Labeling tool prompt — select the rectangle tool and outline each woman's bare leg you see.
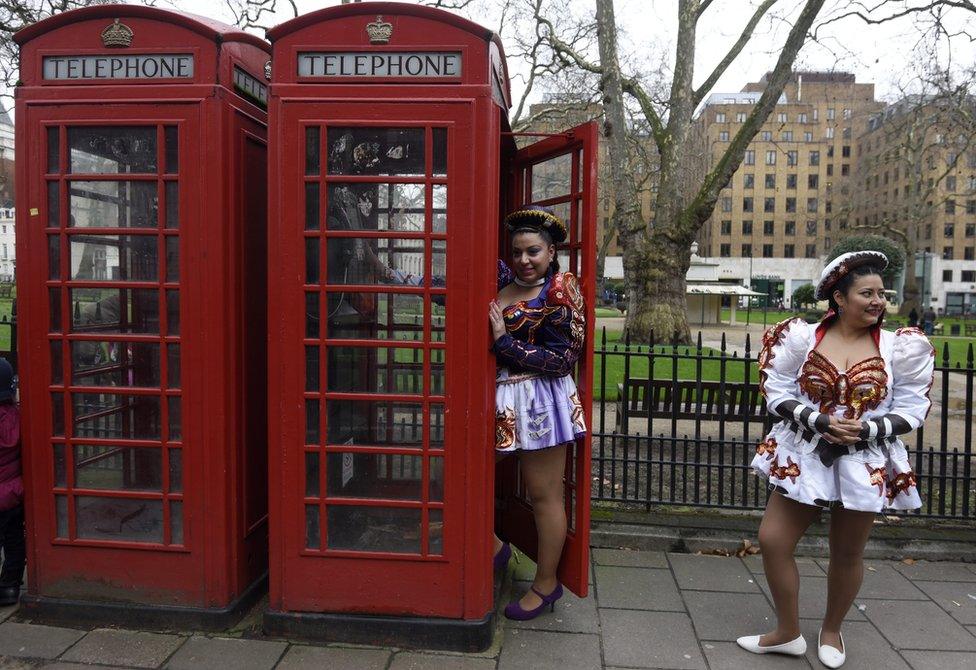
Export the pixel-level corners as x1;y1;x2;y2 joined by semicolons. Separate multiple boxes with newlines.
515;444;567;610
757;492;822;646
821;507;874;650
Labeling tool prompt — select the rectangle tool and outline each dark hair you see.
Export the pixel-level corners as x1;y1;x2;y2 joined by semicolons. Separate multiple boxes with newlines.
827;263;885;312
511;226;560;273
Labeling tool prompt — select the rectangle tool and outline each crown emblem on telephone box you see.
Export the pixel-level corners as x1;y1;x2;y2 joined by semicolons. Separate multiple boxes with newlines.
366;15;393;44
101;19;134;48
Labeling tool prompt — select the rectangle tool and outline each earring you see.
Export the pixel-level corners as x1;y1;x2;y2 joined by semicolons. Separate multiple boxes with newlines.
837;306;843;315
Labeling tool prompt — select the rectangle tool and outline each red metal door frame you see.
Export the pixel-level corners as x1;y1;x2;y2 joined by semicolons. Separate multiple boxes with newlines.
496;120;598;597
268;99;479;617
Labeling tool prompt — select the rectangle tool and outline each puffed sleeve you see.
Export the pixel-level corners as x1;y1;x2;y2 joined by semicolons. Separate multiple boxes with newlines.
493;272;585;375
497;260;514;291
758;318;830;433
860;328;935;439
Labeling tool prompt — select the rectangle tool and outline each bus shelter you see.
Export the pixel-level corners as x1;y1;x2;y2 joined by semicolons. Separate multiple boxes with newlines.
265;2;597;650
14;6;271;628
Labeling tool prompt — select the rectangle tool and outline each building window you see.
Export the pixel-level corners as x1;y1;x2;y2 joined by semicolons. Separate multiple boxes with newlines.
763;243;774;257
943;246;954;260
786;174;797;189
742;220;753;235
809;151;820;166
841;164;850;176
743;173;755;188
784;244;795;258
777;112;788;123
945;223;955;237
966;223;975;237
962;270;976;282
721;220;732;235
946;199;956;215
805;243;817;258
765;174;776;189
826;127;835;139
943;269;954;282
742;243;752;256
720;243;731;257
804;131;813;142
764;197;776;213
785;197;796;213
842;108;852;119
742;197;754;212
967;200;976;215
744;150;755;165
842;127;852;139
825;218;832;231
716;112;726;122
785;220;796;236
966;247;976;261
946;176;957;192
806;220;818;235
798;113;808;123
719;131;729;141
808;174;819;189
812;108;819;121
826;164;834;176
736;112;747;122
827;145;834;158
782;131;793;142
807;198;819;213
721;197;732;212
766;150;777;165
786;150;798;167
825;200;832;213
763;220;775;235
827;108;835;120
841;145;851;158
761;131;772;141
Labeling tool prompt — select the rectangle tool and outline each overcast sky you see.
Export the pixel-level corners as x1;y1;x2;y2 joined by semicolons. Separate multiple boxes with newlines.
161;0;975;104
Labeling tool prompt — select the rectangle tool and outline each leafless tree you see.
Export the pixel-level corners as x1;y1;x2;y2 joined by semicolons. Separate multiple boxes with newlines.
538;0;828;343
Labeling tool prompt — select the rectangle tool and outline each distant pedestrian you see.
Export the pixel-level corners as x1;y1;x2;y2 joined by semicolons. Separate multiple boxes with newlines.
0;358;24;607
922;306;936;336
908;307;918;328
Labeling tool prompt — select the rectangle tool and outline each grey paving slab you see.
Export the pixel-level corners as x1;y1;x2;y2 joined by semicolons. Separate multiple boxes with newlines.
593;548;668;569
594;566;684;611
863;600;976;651
165;636;287;670
389;651;497;670
798;619;910;670
742;554;825;577
60;629;184;668
0;657;37;670
911;581;976;625
599;609;705;669
754;575;866;621
700;641;813;669
814;560;928;600
0;622;86;660
683;591;776;641
901;650;976;670
893;560;976;583
969;625;976;637
497;628;601;670
0;604;17;624
275;645;391;670
506;588;600;633
36;664;115;670
668;554;760;593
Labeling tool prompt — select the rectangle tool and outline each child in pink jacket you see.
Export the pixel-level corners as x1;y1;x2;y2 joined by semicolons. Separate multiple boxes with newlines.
0;358;23;606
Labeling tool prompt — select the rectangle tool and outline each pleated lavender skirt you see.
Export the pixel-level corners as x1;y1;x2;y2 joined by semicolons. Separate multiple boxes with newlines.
494;369;586;452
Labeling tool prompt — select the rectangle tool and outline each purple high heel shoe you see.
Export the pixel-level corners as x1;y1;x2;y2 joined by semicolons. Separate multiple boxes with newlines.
503;583;563;620
493;542;512;571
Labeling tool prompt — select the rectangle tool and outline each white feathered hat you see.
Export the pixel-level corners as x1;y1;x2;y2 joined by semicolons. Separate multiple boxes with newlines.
815;250;888;300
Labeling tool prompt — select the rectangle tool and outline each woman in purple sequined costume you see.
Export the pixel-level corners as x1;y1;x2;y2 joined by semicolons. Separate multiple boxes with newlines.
488;206;586;621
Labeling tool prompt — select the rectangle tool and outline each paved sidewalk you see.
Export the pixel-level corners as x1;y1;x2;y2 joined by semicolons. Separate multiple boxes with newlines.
2;550;976;669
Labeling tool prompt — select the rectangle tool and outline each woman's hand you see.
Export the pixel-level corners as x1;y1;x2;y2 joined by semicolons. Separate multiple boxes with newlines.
822;415;863;445
489;300;507;341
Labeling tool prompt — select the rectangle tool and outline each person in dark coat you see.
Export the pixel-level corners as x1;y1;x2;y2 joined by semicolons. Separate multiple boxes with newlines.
0;358;24;606
908;307;919;328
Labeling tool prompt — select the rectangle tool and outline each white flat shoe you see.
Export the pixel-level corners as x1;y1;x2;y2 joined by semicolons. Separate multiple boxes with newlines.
818;628;846;668
736;633;807;656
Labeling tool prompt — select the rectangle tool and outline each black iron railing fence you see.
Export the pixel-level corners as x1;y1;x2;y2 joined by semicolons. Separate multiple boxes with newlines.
592;327;976;520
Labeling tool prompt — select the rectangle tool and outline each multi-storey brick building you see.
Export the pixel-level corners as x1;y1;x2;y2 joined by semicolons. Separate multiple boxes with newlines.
697;72;882;263
854;95;976;314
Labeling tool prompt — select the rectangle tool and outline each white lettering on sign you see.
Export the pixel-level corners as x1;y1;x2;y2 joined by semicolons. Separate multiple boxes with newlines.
42;55;194;81
298;52;462;78
233;66;267;106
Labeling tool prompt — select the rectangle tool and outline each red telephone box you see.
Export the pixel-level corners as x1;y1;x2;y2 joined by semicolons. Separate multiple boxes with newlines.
265;2;596;650
14;6;271;627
